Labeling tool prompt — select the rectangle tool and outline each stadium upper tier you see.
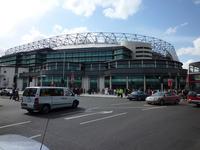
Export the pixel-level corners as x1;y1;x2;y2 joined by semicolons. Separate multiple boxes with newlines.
4;32;179;61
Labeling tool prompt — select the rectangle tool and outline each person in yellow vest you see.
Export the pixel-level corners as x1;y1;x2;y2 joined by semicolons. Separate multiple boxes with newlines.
119;88;123;98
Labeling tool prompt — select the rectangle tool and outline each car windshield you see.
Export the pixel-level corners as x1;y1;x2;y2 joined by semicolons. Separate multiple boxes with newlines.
152;92;165;96
131;91;138;95
23;88;37;97
187;91;197;97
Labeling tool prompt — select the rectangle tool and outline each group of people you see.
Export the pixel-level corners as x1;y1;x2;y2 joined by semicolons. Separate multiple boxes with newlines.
10;88;19;101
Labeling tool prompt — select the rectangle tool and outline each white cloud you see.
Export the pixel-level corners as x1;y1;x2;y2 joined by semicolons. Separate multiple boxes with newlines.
52;25;89;35
103;0;142;19
20;25;89;44
62;0;97;17
177;37;200;56
62;0;142;19
165;22;188;35
0;0;59;36
165;27;178;35
20;27;48;44
182;59;194;69
193;0;200;4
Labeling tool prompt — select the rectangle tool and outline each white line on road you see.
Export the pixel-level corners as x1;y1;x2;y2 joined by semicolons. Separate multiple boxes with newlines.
64;111;113;120
80;112;127;125
111;102;133;106
142;106;167;111
143;104;153;107
0;121;31;129
105;106;147;109
29;134;42;139
86;107;99;112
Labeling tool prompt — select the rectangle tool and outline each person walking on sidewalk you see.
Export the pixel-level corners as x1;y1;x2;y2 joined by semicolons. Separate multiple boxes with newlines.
10;88;15;100
13;89;19;101
119;88;123;98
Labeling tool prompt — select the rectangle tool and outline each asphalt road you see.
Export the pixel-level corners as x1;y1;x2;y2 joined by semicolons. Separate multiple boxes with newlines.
0;96;200;150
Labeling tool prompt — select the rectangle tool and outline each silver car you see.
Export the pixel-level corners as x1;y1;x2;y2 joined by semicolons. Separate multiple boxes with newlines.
146;91;180;105
0;134;49;150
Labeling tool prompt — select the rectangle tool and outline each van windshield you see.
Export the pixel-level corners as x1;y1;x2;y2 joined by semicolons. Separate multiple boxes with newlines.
23;88;37;97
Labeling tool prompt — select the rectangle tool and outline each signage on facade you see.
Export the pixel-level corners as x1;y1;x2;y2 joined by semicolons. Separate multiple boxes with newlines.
168;79;173;87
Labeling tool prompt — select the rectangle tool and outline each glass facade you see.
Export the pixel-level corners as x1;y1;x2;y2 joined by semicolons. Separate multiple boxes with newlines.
0;45;186;92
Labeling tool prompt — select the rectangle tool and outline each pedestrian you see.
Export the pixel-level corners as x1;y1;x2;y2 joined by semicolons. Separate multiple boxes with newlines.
119;88;123;98
13;89;19;101
10;88;15;100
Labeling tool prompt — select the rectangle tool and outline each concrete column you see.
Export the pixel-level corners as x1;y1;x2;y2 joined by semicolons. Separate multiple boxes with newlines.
175;76;178;90
17;79;23;91
143;75;146;92
82;76;89;92
126;76;129;89
66;76;69;88
98;76;105;93
109;75;112;89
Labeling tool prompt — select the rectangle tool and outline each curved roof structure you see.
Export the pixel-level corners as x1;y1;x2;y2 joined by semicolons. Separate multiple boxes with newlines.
4;32;179;61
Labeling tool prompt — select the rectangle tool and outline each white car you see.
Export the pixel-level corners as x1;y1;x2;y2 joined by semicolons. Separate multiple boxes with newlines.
21;87;79;113
0;134;49;150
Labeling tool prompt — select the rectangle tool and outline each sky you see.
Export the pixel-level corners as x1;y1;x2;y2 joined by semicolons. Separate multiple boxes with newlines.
0;0;200;69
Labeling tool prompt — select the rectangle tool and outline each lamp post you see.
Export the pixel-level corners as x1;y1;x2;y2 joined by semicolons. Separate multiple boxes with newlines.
40;70;46;86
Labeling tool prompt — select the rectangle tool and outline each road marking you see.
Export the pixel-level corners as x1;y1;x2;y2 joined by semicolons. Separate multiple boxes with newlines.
80;112;127;125
143;104;153;107
29;134;42;139
64;111;113;120
0;121;31;129
142;106;167;111
59;111;84;116
111;102;133;106
86;107;99;112
105;106;146;109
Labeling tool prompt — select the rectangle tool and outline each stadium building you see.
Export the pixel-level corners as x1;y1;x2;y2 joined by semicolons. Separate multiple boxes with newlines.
0;32;187;92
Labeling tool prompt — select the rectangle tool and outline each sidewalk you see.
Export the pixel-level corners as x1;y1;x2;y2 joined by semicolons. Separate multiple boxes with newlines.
80;93;119;98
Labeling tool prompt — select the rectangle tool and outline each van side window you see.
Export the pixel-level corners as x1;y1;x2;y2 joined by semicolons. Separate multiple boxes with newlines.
40;89;52;96
65;90;72;96
54;89;64;96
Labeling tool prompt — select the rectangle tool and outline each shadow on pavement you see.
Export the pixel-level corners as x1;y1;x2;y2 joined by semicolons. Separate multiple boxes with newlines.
24;107;86;119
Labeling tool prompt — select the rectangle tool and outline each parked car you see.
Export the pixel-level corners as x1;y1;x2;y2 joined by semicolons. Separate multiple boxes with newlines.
0;89;12;96
127;91;148;101
187;91;200;106
0;134;49;150
146;91;180;105
21;87;79;114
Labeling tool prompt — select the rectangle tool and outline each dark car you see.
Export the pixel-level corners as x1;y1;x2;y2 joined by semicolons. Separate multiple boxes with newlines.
0;89;12;96
127;91;147;101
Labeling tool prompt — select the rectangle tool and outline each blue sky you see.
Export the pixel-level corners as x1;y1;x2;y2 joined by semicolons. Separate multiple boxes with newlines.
0;0;200;69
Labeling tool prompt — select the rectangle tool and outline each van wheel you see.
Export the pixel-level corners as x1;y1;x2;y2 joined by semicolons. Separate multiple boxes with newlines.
27;109;33;114
41;105;50;114
72;100;79;108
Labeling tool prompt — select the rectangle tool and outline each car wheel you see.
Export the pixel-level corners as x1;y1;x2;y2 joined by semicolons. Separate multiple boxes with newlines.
175;100;179;105
72;100;79;108
160;99;165;105
27;109;33;114
41;105;50;114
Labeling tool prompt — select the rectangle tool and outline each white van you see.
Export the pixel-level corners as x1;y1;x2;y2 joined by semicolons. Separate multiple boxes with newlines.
21;87;79;113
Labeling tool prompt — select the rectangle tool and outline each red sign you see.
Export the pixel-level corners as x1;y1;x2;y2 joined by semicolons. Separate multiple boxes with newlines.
168;79;173;87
